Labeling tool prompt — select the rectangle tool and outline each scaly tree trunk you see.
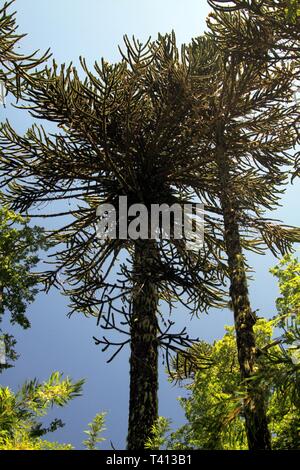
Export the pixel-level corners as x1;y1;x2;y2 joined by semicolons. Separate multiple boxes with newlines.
215;123;271;450
127;240;159;450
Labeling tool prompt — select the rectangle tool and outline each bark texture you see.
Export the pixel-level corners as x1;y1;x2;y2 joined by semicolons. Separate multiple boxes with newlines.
127;240;159;450
216;123;271;450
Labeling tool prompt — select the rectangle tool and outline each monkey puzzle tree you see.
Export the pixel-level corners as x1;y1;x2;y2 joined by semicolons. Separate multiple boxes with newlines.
207;0;300;62
0;0;49;99
1;1;298;449
207;1;300;180
180;30;300;449
0;35;226;449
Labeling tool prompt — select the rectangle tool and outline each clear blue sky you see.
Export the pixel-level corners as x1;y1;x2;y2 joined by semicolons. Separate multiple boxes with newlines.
1;0;299;450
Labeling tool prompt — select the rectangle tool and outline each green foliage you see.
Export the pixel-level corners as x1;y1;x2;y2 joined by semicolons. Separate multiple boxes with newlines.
145;417;172;450
0;207;47;327
0;437;72;450
257;255;300;417
270;254;300;321
159;323;299;450
83;412;107;450
258;256;300;449
160;257;300;450
0;372;84;450
286;0;300;23
147;256;300;451
0;206;48;369
169;324;270;450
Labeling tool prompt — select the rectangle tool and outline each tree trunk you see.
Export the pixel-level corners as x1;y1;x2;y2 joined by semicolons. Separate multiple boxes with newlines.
127;240;159;450
215;123;271;450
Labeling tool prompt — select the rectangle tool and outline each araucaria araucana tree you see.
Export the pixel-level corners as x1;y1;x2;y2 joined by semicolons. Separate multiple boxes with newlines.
0;0;49;99
207;0;300;179
182;30;300;449
208;0;300;62
0;35;225;449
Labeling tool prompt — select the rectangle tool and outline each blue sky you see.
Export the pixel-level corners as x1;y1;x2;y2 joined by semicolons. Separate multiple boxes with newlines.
1;0;299;450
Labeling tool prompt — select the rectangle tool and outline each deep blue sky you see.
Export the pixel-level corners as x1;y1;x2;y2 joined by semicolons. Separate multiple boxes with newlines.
1;0;299;450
